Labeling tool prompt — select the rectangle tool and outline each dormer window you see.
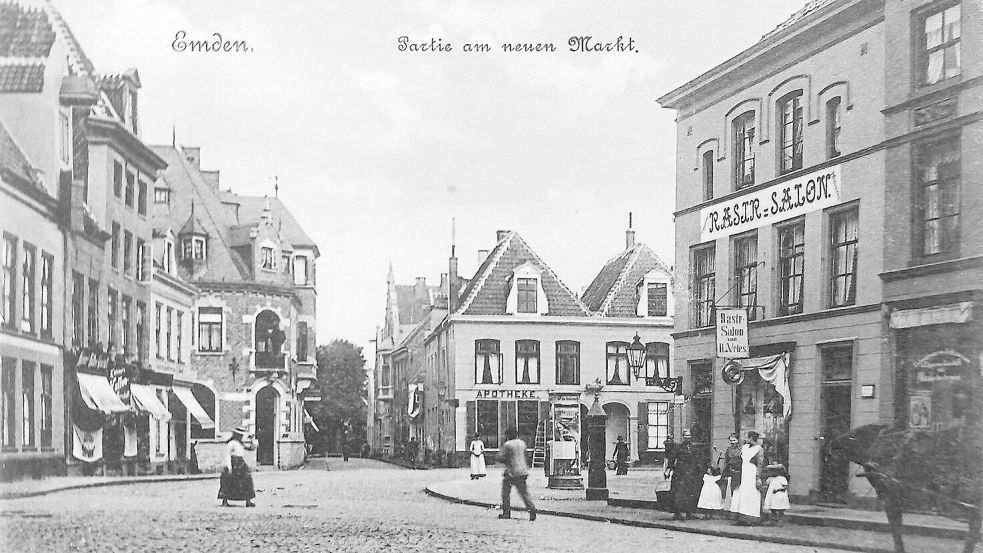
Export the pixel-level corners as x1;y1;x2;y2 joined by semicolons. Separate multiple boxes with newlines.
517;278;537;313
637;270;673;318
154;187;170;204
260;246;276;271
506;262;546;315
182;237;206;261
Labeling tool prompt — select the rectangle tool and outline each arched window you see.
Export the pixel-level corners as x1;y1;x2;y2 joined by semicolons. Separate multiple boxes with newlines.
255;310;285;369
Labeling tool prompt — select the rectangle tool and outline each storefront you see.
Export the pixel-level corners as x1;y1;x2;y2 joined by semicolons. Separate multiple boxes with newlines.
464;390;548;452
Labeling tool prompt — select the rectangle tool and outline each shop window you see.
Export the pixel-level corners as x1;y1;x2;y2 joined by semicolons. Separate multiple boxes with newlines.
737;369;788;468
914;135;960;257
647;282;668;317
691;361;714;444
1;358;14;448
777;221;805;316
647;402;670;450
692;245;715;327
517;278;537;313
1;236;15;328
829;208;859;307
40;365;51;448
20;244;35;333
918;3;961;87
644;342;670;384
476;400;499;449
517;400;540;447
515;340;540;384
733;234;759;320
555;341;580;385
606;341;630;386
198;307;223;352
702;150;714;201
826;97;842;158
733;111;756;189
21;362;34;447
40;253;52;338
778;92;804;174
475;339;502;384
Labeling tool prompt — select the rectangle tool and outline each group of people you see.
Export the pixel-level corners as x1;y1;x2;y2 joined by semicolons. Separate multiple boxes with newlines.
675;430;789;525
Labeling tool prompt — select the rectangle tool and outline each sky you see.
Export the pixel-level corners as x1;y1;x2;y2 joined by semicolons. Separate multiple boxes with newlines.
55;0;801;362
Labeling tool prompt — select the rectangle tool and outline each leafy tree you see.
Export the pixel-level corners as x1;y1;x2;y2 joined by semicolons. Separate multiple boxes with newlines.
308;339;367;451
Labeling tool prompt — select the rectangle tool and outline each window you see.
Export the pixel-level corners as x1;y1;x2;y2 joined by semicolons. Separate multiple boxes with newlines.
915;136;960;257
515;340;540;384
181;238;193;260
198;307;223;352
166;307;173;361
260;246;275;270
87;279;98;345
113;161;123;198
296;321;309;362
516;278;537;313
193;237;205;260
40;366;51;448
647;282;668;317
136;302;146;363
644;342;670;383
777;221;805;316
22;362;34;447
829;208;859;308
123;230;133;276
59;112;70;164
733;111;755;189
822;344;854;382
475;400;499;449
108;288;118;349
380;363;391;396
20;244;35;333
40;253;52;337
2;235;15;327
1;358;14;447
163;240;173;274
474;339;502;384
254;310;284;368
734;235;759;320
606;341;630;385
137;179;148;215
121;296;131;355
919;3;961;87
125;170;135;208
71;272;84;346
154;187;170;204
136;239;147;281
176;310;184;363
702;150;714;201
516;400;540;448
154;303;162;358
111;222;120;269
281;254;291;275
647;402;670;450
293;256;308;286
155;390;166;456
693;245;715;327
555;341;580;385
778;92;804;174
826;97;842;158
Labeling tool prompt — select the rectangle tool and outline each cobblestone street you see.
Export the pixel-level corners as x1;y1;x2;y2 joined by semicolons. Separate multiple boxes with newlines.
0;460;859;553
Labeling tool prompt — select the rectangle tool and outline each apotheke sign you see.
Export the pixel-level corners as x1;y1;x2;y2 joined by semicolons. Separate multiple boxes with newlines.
699;165;842;241
716;308;749;359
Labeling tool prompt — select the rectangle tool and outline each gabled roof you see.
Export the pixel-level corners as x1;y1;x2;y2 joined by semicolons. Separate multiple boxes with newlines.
456;231;590;317
0;3;55;58
395;284;436;325
582;243;672;318
236;195;319;256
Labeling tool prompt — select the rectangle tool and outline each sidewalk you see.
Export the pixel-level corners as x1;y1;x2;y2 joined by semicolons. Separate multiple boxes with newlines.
425;468;968;553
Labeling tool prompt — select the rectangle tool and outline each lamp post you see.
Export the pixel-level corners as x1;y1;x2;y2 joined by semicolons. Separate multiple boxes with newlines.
628;333;683;394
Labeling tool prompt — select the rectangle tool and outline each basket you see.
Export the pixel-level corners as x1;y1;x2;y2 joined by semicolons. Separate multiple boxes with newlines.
605;460;617;470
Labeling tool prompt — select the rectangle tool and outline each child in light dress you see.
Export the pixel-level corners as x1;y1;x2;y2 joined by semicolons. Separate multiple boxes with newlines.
697;466;724;518
763;462;790;525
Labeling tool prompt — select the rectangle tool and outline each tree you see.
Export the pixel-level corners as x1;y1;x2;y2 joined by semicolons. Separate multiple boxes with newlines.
309;339;367;452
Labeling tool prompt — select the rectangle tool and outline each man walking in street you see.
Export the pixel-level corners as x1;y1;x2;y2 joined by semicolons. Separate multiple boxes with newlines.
496;427;537;521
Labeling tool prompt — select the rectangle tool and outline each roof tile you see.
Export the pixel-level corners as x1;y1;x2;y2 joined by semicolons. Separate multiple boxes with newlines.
0;63;45;92
0;3;55;57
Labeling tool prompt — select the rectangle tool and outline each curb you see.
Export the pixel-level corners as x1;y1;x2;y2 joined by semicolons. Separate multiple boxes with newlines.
423;486;908;553
0;473;221;500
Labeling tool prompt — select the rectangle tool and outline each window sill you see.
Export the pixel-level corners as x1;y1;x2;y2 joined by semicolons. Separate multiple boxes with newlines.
195;350;225;356
1;446;18;452
21;446;37;452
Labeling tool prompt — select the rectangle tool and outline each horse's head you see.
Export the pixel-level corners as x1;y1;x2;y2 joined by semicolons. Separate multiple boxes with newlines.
824;423;889;465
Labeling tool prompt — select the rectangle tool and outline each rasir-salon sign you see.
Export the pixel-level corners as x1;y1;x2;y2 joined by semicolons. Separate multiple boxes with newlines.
716;308;749;359
699;165;842;241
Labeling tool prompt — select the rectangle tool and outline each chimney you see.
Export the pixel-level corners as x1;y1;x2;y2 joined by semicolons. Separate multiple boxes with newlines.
448;251;460;312
477;249;489;263
181;146;201;170
626;212;635;249
201;170;220;190
439;272;448;291
496;230;510;243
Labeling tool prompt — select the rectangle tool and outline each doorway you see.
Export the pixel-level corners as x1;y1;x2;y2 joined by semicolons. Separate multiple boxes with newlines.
819;344;853;502
603;403;630;461
256;385;279;466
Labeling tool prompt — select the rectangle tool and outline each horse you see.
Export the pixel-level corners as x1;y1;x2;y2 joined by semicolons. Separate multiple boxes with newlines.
825;423;982;553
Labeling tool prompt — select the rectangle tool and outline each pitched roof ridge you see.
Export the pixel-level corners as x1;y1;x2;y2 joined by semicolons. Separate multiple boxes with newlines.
44;3;94;75
597;245;644;317
511;233;592;316
455;232;515;315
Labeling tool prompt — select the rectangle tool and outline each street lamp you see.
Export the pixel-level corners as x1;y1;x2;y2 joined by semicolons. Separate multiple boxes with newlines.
627;333;682;394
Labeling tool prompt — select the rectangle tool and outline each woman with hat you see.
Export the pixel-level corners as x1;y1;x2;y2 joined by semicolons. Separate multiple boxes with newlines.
667;428;705;520
219;425;256;507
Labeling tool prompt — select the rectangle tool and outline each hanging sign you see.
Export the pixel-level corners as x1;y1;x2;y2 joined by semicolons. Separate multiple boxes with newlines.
716;308;749;358
699;164;842;241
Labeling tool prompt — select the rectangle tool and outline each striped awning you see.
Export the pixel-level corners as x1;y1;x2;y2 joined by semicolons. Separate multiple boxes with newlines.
172;386;214;429
130;384;171;421
77;373;130;414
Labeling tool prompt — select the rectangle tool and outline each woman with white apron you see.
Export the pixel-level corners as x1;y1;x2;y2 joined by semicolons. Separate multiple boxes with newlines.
730;430;763;524
469;435;486;480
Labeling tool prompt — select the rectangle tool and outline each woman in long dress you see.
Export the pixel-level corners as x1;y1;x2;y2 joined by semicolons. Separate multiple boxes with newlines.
612;435;630;475
469;435;486;480
730;430;763;524
218;425;256;507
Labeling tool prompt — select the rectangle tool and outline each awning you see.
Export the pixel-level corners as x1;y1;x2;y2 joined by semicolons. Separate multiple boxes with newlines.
77;372;130;414
890;302;973;329
130;384;171;421
172;386;215;429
